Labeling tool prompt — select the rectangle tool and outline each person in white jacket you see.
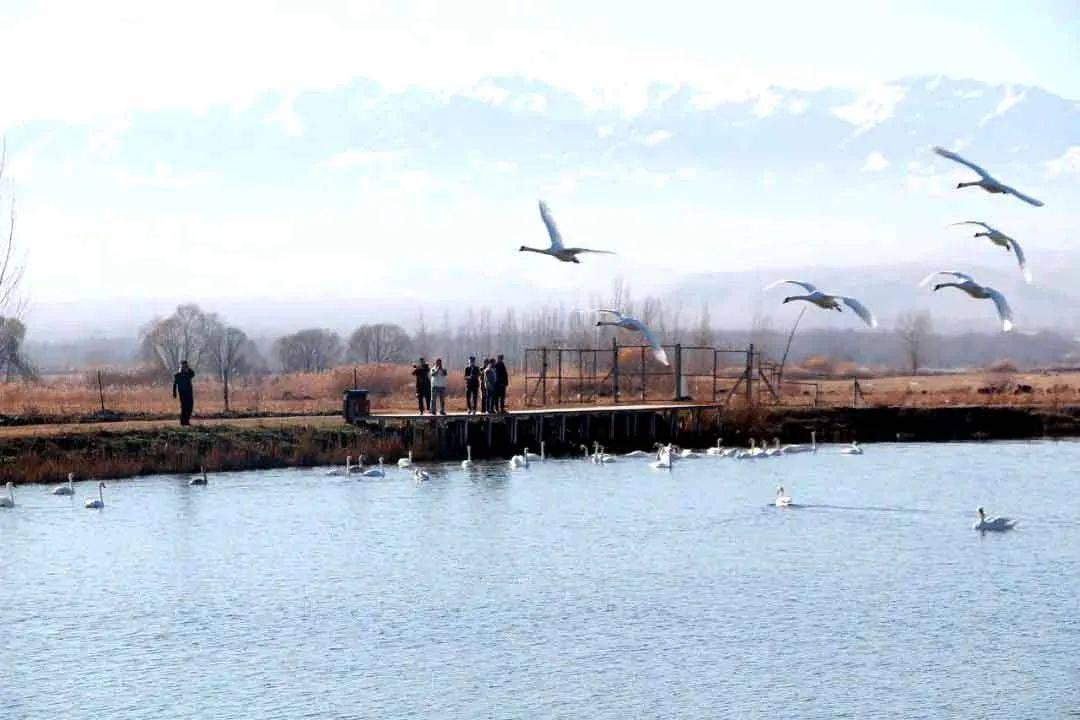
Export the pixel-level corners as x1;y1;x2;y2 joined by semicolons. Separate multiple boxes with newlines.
429;358;449;415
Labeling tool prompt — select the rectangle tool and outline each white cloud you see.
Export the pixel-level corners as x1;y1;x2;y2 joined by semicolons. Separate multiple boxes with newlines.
514;93;547;113
321;149;400;170
264;94;304;137
462;82;509;106
640;130;673;146
787;97;809;115
596;125;614;139
832;84;906;131
752;88;782;117
862;151;889;172
981;85;1025;125
1046;146;1080;177
113;162;217;190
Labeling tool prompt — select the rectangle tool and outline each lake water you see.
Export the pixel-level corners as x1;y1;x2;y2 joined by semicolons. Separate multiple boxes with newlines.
3;442;1078;718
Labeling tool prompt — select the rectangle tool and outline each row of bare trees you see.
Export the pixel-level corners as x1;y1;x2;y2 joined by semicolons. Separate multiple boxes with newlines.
0;138;33;381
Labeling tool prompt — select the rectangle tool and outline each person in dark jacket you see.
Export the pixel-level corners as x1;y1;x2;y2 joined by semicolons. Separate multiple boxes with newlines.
483;358;498;414
464;356;481;414
411;357;431;414
494;355;509;413
172;360;195;426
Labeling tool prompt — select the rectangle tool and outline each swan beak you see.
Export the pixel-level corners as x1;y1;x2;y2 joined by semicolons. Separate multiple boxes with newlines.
781;297;792;304
518;245;527;251
594;321;603;326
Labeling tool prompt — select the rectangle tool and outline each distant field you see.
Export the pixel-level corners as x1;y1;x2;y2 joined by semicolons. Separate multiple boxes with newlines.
3;364;1080;427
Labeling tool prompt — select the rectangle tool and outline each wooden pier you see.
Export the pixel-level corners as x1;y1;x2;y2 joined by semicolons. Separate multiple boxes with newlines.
350;403;723;460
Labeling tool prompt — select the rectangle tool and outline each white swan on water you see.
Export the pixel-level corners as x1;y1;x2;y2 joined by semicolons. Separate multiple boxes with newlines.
782;431;818;455
932;146;1044;207
775;486;793;507
973;507;1016;532
624;449;652;458
413;467;430;482
649;446;674;470
763;438;784;457
397;451;413;469
326;456;352;476
706;438;724;456
951;221;1032;283
920;270;1014;333
509;448;531;469
764;280;878;328
188;467;208;486
358;462;384;479
53;472;75;495
85;481;106;509
734;439;765;460
593;445;617;464
461;446;474;469
0;482;14;508
840;441;864;455
520;200;615;263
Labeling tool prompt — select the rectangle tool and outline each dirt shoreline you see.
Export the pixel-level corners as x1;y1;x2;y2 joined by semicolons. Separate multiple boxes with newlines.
3;404;1078;485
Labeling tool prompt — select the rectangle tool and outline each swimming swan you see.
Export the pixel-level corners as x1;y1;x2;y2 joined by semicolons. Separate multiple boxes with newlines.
973;507;1016;532
775;486;793;507
0;482;13;508
188;467;208;486
398;451;413;469
53;472;76;495
359;458;386;478
413;467;430;482
649;445;674;470
509;448;531;469
326;456;353;476
461;446;474;469
782;431;817;455
623;449;653;458
85;481;106;509
840;441;864;455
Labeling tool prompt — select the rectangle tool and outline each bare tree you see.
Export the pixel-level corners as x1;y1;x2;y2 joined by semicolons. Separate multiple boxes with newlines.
0;316;34;380
897;311;934;375
347;323;412;364
274;328;342;372
204;318;260;411
140;304;213;376
692;302;714;346
0;138;25;317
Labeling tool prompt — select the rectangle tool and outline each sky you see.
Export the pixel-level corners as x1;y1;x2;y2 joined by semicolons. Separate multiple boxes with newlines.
0;0;1077;337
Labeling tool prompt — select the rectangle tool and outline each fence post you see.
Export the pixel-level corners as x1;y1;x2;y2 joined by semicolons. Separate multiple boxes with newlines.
712;350;719;402
97;370;106;413
541;348;548;406
673;343;683;401
640;345;646;403
612;337;619;404
746;344;755;406
556;349;562;405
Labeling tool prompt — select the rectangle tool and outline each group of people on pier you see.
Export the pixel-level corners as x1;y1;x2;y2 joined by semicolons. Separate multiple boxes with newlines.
411;355;509;416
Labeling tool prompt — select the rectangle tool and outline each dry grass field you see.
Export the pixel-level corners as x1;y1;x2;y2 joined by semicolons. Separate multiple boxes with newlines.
2;362;1079;427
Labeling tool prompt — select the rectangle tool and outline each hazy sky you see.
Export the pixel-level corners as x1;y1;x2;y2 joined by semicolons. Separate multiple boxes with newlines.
1;0;1077;335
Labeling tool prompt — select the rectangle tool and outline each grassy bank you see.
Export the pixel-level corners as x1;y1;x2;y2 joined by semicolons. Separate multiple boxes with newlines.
0;423;404;485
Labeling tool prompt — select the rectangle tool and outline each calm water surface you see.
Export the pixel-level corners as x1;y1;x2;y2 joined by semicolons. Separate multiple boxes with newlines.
3;442;1079;718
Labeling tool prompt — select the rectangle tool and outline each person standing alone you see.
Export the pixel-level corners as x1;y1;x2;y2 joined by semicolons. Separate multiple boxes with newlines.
494;354;509;413
464;356;481;415
172;360;195;426
430;358;448;415
412;357;431;414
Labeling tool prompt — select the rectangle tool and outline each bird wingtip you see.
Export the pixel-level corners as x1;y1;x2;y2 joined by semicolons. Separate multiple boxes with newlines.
1002;320;1014;333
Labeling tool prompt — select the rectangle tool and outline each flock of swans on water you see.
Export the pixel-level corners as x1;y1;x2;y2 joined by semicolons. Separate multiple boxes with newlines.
0;435;1015;531
520;146;1043;362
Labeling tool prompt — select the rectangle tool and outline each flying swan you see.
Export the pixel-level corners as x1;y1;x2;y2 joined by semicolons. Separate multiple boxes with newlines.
920;271;1014;332
594;309;670;365
519;200;615;263
951;221;1031;283
932;146;1044;207
764;280;878;328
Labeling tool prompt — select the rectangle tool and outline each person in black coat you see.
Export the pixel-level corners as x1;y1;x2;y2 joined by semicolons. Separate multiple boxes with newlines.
411;357;431;414
494;355;509;413
172;360;195;426
464;356;481;414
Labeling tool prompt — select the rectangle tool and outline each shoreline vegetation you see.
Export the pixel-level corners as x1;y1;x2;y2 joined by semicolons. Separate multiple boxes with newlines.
4;404;1080;485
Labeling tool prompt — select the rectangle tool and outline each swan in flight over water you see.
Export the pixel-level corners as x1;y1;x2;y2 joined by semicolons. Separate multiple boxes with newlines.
594;309;670;365
775;486;793;507
53;472;75;495
840;441;863;455
519;200;615;263
85;481;106;509
920;271;1014;332
973;507;1016;532
764;280;878;328
0;482;14;508
932;147;1044;207
951;221;1031;283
